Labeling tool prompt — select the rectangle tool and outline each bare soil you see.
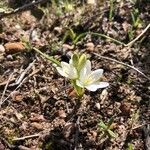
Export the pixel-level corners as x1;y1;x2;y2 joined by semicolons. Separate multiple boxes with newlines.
0;0;149;150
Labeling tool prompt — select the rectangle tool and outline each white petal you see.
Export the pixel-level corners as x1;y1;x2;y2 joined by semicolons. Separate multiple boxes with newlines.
56;67;68;77
56;62;78;79
68;65;78;79
79;66;86;81
76;80;84;88
85;82;109;91
90;69;103;82
85;60;91;75
61;62;70;70
69;58;73;65
79;60;91;81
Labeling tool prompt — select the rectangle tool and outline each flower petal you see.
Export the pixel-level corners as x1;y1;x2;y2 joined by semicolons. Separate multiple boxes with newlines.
79;60;91;81
90;69;103;82
68;65;78;79
85;60;91;75
76;80;84;88
85;82;109;91
57;62;78;79
61;62;70;71
56;67;68;77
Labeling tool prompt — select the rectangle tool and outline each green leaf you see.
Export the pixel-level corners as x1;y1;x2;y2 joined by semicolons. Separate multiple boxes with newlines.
99;121;107;129
107;129;117;138
69;28;76;40
107;118;114;129
72;53;79;67
127;143;133;150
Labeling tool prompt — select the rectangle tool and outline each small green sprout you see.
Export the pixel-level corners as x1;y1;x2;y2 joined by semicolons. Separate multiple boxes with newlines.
127;28;135;41
62;0;75;12
51;0;74;15
63;29;125;45
63;28;89;45
127;143;133;150
99;118;117;139
127;8;142;41
131;8;142;28
109;0;115;22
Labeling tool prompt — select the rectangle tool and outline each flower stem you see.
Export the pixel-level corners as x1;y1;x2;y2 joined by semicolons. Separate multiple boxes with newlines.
33;47;60;66
71;80;84;98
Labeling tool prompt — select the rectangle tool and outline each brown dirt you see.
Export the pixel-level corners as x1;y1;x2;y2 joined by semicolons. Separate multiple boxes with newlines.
0;0;149;150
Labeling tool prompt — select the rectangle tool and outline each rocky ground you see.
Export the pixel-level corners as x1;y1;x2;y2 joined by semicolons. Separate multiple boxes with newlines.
0;0;149;149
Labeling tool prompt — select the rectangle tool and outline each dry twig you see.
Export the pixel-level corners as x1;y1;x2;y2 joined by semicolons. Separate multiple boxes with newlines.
0;0;48;19
126;23;150;47
12;133;40;141
0;72;14;107
0;60;36;107
10;61;36;86
93;53;149;80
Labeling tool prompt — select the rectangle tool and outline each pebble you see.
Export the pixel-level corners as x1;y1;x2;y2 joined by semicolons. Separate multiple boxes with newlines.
31;122;43;130
87;0;97;5
62;44;74;50
54;27;63;34
58;110;66;118
0;45;5;53
4;42;25;54
95;103;100;110
6;54;13;60
85;42;95;51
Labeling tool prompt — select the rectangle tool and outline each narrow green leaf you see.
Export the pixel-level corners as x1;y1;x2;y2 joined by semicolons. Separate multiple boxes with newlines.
107;118;114;129
99;121;107;129
107;129;117;138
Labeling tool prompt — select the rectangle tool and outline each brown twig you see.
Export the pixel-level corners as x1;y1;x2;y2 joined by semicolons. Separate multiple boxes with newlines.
0;72;14;107
0;60;36;107
12;133;40;141
0;0;49;19
126;23;150;47
93;53;149;80
10;60;36;87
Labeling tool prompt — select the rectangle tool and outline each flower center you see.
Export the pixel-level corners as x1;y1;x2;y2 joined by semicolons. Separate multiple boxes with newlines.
83;76;93;85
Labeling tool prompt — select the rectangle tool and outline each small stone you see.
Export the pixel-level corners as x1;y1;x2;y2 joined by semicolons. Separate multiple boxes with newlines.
4;42;25;54
10;91;23;102
68;88;78;98
30;113;45;122
95;103;100;110
87;0;97;5
58;110;66;118
0;45;5;53
120;102;131;115
100;89;108;104
85;42;95;51
62;44;74;50
31;122;43;130
54;27;63;34
6;54;13;60
90;130;97;139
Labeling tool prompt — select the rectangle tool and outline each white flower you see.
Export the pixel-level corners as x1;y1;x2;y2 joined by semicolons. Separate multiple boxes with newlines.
56;61;78;79
76;60;109;91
